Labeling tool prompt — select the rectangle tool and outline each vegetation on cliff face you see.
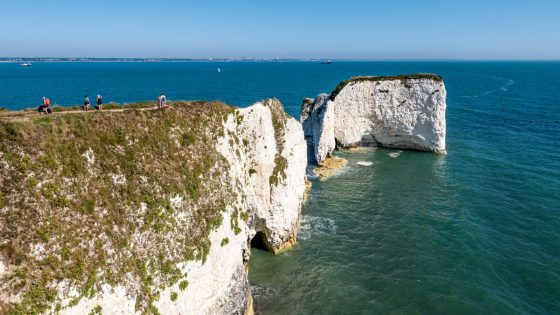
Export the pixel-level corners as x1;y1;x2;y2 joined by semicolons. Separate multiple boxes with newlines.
264;99;289;188
0;102;238;314
329;73;443;101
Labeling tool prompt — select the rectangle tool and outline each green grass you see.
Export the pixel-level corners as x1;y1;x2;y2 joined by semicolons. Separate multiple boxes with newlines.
265;99;289;187
329;73;443;101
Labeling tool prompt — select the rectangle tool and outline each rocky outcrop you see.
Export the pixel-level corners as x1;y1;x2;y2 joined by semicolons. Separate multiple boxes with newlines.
300;94;335;165
218;99;307;254
0;100;306;314
301;74;447;164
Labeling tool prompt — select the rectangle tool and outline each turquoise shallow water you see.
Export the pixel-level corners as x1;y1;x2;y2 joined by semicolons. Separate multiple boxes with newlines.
1;61;559;313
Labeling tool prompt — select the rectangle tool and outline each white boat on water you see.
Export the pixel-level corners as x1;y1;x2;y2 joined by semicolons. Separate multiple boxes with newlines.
20;62;32;67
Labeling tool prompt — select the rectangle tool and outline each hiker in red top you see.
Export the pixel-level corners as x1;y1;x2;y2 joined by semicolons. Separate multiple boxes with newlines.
39;97;52;114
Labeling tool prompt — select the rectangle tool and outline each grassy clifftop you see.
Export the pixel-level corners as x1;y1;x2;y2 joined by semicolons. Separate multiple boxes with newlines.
329;73;443;101
0;102;239;314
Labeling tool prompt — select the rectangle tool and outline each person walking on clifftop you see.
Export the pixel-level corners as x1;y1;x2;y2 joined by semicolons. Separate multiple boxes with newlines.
83;95;90;111
157;93;166;109
96;94;103;111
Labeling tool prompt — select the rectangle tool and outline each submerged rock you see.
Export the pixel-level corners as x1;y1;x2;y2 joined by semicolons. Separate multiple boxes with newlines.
302;74;447;164
312;156;348;179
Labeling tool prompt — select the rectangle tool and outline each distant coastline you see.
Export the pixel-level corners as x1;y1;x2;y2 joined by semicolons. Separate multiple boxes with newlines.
2;57;343;63
2;58;558;63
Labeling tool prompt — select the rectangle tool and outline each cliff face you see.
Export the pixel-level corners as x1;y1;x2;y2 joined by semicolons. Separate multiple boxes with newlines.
301;74;447;164
300;94;335;165
0;100;306;314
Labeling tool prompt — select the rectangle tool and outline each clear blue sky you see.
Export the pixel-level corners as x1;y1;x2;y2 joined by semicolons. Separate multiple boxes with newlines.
1;0;559;59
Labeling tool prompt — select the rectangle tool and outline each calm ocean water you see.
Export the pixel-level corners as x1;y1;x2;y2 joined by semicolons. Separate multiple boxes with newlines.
1;61;559;314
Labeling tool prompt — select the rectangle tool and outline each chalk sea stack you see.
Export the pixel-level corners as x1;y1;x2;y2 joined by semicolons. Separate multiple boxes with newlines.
301;74;447;166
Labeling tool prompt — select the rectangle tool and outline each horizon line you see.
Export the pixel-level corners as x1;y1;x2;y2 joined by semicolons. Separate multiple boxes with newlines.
1;57;560;62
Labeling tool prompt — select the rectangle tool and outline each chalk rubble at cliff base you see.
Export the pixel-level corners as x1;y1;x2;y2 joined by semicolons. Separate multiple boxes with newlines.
301;74;447;165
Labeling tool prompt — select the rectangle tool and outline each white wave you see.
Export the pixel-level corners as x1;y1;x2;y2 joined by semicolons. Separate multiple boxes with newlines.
357;161;373;166
298;215;337;240
461;78;514;98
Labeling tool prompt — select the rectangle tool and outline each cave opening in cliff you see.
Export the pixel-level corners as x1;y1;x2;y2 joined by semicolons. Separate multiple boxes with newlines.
250;232;268;251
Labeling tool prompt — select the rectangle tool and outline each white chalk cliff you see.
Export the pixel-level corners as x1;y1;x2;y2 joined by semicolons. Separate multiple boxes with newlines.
301;74;447;164
301;93;336;164
153;100;307;315
0;100;306;314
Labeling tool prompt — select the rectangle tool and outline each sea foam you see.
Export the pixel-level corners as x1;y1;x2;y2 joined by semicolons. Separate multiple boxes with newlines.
357;161;373;166
298;215;337;240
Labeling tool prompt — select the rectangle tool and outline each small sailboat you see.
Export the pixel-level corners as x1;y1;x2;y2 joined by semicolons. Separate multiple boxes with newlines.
20;61;32;67
217;67;221;73
320;60;332;65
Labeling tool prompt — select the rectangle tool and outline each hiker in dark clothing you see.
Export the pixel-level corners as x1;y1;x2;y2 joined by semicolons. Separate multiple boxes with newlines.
82;95;90;111
96;94;103;111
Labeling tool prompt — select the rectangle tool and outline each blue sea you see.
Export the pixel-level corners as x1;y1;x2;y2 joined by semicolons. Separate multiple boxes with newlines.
1;61;559;314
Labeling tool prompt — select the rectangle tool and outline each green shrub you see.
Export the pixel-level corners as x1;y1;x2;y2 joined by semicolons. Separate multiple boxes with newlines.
88;305;103;315
181;131;197;146
52;195;69;208
179;280;189;291
38;225;52;242
81;199;95;214
220;237;229;247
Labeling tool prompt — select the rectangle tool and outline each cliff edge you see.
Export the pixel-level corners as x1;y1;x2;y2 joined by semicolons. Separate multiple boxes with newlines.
0;100;306;314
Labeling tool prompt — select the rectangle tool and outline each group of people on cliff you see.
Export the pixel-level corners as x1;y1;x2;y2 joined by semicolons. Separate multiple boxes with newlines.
80;95;104;112
38;93;166;114
38;95;103;114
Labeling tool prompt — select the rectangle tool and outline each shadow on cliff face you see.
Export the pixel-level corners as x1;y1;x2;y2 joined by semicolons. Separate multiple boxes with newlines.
250;232;269;251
